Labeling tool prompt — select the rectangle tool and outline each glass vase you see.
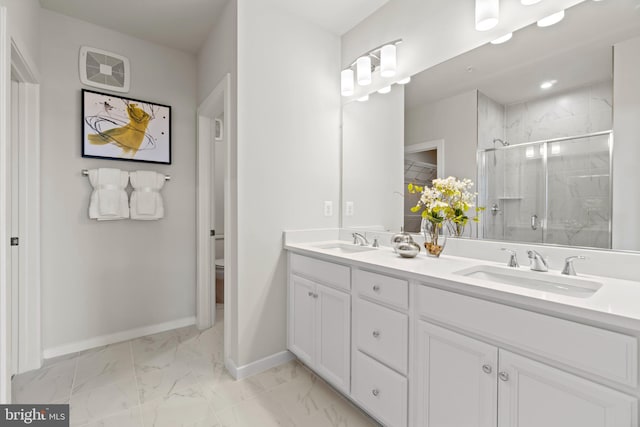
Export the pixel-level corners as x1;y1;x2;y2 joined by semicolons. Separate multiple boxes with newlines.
422;219;447;258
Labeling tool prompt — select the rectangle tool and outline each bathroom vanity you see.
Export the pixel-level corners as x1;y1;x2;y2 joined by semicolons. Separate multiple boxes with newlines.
285;239;639;427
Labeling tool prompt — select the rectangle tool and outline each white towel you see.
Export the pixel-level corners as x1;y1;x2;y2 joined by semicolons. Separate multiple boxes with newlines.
88;168;129;220
130;171;165;220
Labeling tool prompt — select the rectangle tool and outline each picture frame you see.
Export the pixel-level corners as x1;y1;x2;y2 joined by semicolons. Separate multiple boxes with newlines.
82;89;172;164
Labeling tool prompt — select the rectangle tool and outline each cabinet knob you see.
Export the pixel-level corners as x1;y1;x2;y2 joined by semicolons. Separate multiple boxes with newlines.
498;372;509;382
372;389;379;397
308;291;313;297
313;293;318;299
372;284;380;292
372;330;381;338
482;364;492;374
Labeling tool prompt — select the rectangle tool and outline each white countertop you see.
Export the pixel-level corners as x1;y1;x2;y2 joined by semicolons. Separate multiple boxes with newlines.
285;240;640;331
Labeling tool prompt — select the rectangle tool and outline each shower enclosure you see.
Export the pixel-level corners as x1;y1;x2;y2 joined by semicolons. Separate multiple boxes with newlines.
478;131;612;249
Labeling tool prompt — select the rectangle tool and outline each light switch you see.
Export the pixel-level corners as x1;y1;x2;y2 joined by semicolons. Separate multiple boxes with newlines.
324;201;333;217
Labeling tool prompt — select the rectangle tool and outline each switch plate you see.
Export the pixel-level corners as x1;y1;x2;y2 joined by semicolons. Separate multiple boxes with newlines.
345;201;354;217
324;201;333;217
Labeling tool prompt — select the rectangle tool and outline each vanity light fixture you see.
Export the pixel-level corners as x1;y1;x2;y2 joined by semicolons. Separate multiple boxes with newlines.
397;77;411;85
357;95;370;102
540;79;557;89
491;33;513;45
341;69;354;96
378;86;392;94
356;56;372;86
537;10;565;27
521;0;542;5
475;0;499;31
340;39;403;96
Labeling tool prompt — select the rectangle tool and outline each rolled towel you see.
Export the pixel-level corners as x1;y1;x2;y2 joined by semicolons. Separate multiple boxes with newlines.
88;168;129;220
130;171;166;220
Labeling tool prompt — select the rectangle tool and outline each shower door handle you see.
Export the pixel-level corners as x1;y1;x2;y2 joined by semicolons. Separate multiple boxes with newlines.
490;203;501;216
531;214;538;231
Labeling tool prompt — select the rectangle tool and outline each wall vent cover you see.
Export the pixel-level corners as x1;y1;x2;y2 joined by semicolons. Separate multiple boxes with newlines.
79;46;130;93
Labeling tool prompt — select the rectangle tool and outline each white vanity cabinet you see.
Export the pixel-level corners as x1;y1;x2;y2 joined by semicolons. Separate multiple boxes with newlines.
286;249;640;427
288;254;351;394
415;321;637;427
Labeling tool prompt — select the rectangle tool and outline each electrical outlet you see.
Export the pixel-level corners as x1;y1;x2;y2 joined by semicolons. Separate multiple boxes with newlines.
345;201;354;217
324;201;333;217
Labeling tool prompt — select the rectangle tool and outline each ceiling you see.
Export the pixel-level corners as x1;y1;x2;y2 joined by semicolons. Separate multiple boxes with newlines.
406;0;640;108
39;0;390;54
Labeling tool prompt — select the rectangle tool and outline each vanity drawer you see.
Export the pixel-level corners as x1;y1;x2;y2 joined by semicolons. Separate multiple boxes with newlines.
289;253;350;291
353;350;408;427
417;285;638;387
354;269;409;309
355;298;408;374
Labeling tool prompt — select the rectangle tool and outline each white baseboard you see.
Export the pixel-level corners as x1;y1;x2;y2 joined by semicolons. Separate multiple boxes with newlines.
42;316;196;360
227;351;295;381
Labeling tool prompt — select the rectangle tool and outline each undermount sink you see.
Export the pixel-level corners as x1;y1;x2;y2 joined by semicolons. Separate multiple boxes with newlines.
454;265;602;298
313;242;377;254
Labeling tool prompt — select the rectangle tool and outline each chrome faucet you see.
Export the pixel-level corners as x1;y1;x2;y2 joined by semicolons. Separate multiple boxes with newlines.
500;248;519;268
562;256;586;276
352;232;369;246
527;250;548;272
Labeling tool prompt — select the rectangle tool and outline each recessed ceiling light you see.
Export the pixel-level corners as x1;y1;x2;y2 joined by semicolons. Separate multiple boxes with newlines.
540;80;557;89
357;95;370;102
491;33;513;45
378;86;392;94
537;10;565;27
521;0;542;5
397;77;411;85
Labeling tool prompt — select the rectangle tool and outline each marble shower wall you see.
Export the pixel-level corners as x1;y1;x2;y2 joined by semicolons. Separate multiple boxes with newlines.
505;80;613;145
478;92;506;150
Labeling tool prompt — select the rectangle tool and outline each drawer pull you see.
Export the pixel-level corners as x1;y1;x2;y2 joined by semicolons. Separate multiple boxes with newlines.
372;388;379;397
372;330;381;338
498;372;509;382
372;284;380;292
482;364;492;374
308;291;313;297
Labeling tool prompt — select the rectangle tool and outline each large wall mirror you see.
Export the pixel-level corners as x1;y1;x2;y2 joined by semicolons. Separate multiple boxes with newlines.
342;0;640;252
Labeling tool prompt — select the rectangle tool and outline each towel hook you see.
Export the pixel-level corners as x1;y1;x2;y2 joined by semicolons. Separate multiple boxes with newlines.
81;169;170;181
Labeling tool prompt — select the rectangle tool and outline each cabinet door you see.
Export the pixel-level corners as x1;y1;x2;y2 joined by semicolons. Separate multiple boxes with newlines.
415;321;498;427
498;350;638;427
315;283;351;394
289;275;316;366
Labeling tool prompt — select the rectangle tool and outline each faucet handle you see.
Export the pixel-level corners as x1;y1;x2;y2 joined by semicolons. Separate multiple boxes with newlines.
500;248;519;268
562;256;586;276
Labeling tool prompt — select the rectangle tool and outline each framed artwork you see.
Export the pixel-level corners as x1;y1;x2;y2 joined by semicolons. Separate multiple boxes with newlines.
82;89;171;164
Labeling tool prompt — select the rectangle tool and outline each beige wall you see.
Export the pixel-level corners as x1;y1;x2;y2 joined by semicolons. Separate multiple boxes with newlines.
39;9;198;351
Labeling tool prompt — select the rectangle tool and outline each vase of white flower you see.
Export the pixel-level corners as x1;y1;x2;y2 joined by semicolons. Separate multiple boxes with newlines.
422;218;447;257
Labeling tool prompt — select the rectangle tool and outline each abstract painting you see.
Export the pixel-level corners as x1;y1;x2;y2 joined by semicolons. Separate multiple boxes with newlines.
82;89;171;164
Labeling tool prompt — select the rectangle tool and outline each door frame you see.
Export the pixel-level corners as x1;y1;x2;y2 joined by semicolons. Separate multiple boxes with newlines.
405;139;445;178
196;74;233;365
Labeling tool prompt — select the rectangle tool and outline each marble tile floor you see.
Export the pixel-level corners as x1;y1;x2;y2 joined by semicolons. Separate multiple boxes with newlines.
12;308;379;427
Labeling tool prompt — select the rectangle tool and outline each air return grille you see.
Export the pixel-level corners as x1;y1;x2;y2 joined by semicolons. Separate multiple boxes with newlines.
79;46;130;93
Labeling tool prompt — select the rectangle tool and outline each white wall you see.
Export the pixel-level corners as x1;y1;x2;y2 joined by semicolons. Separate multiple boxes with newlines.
0;0;40;73
236;0;341;366
343;86;404;231
39;10;198;352
612;36;640;251
405;90;478;182
341;0;584;99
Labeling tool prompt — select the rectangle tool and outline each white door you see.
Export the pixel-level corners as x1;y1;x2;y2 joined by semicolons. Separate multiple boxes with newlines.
415;321;498;427
9;80;18;375
209;118;216;319
289;275;316;366
315;283;350;394
498;350;637;427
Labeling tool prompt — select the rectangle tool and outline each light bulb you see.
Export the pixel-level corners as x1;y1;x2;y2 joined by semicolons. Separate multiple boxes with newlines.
476;0;499;31
356;56;372;86
357;95;369;102
397;77;411;85
380;44;397;78
378;86;391;94
341;69;354;97
521;0;541;5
